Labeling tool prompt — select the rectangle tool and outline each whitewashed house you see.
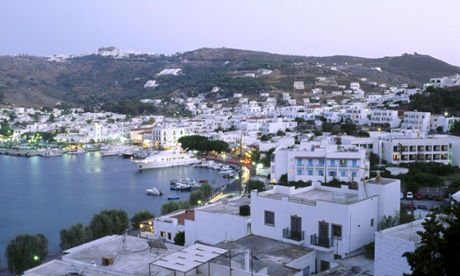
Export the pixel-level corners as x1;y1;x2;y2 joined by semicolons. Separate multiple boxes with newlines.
270;139;369;184
401;111;431;133
251;176;400;272
374;219;425;276
369;109;401;128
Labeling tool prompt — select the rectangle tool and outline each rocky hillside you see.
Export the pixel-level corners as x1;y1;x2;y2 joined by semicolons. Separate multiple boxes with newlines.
0;48;459;108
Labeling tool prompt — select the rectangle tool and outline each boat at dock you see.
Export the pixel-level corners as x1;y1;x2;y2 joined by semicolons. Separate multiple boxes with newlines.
167;195;180;200
132;147;199;170
170;177;201;190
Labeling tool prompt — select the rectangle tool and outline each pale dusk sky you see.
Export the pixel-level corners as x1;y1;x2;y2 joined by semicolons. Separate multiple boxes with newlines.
1;0;459;66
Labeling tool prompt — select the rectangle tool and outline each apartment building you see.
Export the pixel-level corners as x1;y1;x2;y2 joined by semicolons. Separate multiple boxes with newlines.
401;111;431;133
270;139;369;185
368;109;401;128
251;176;400;272
151;125;187;147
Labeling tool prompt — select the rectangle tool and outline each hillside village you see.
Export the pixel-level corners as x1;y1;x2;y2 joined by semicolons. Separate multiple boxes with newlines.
2;68;460;275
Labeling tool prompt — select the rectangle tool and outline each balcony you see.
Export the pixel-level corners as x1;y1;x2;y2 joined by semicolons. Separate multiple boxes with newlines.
310;234;334;248
283;228;304;241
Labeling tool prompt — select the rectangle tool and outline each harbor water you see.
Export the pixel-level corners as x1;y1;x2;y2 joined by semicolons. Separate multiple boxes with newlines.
0;152;233;269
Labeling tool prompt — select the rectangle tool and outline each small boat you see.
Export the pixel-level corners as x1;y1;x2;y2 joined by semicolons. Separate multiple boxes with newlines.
167;195;180;200
146;187;163;196
41;149;63;157
170;177;200;189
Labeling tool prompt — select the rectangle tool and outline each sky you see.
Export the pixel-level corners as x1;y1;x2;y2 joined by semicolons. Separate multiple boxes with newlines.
1;0;459;67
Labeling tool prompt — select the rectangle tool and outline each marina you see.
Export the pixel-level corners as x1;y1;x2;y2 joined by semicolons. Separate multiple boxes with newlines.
0;152;238;269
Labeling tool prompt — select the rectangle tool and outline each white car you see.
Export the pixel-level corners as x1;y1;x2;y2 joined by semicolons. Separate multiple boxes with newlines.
406;191;413;199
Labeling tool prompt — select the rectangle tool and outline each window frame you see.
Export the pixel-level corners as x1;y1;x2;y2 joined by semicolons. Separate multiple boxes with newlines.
264;210;275;226
331;224;342;240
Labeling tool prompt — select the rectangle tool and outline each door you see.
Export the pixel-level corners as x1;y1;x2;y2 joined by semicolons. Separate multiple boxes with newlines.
318;221;329;247
291;216;302;240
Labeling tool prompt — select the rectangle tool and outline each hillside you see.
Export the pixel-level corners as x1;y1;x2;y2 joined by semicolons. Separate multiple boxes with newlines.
0;48;459;108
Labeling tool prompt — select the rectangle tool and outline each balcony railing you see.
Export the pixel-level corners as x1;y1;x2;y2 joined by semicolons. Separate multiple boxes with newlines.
283;228;304;241
310;234;334;248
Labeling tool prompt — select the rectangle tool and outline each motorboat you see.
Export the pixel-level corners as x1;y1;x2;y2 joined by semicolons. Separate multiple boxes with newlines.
219;168;235;174
146;187;163;196
170;177;200;190
132;147;199;170
167;195;180;200
67;148;86;155
41;149;63;157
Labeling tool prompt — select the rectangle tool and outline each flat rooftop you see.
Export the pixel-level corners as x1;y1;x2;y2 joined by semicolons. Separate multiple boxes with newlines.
61;235;184;275
380;219;425;242
260;188;360;205
199;196;251;216
213;235;314;275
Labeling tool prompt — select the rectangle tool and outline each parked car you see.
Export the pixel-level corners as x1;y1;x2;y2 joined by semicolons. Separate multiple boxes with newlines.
415;192;423;200
417;204;428;210
406;203;416;211
424;194;434;200
406;192;413;199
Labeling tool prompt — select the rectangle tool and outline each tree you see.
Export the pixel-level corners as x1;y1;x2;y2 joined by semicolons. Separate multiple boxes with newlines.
199;182;213;200
5;233;49;274
449;120;460;136
59;223;91;250
88;209;129;239
161;201;191;215
245;180;265;193
403;201;460;275
189;190;205;206
131;210;155;230
174;231;185;246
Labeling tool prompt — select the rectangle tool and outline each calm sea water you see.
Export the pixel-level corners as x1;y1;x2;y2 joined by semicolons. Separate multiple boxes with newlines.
0;152;229;267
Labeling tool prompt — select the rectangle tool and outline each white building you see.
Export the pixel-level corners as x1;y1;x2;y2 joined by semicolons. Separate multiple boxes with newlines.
369;109;401;128
427;73;460;88
251;176;400;272
430;115;460;133
378;136;450;164
151;125;187;147
185;197;251;246
374;219;424;276
270;139;369;184
350;82;360;90
401;111;431;133
294;81;305;90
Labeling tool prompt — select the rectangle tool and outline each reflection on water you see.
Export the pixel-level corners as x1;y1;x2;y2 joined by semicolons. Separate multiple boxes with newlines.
0;153;231;265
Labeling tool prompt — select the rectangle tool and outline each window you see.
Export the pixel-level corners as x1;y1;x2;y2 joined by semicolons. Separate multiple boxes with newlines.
308;170;313;176
160;231;166;238
264;211;275;226
297;169;302;175
318;170;323;176
168;232;172;240
341;171;346;177
332;224;342;240
371;218;374;227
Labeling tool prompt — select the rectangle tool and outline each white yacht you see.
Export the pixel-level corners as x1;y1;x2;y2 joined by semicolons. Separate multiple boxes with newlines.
132;147;199;170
